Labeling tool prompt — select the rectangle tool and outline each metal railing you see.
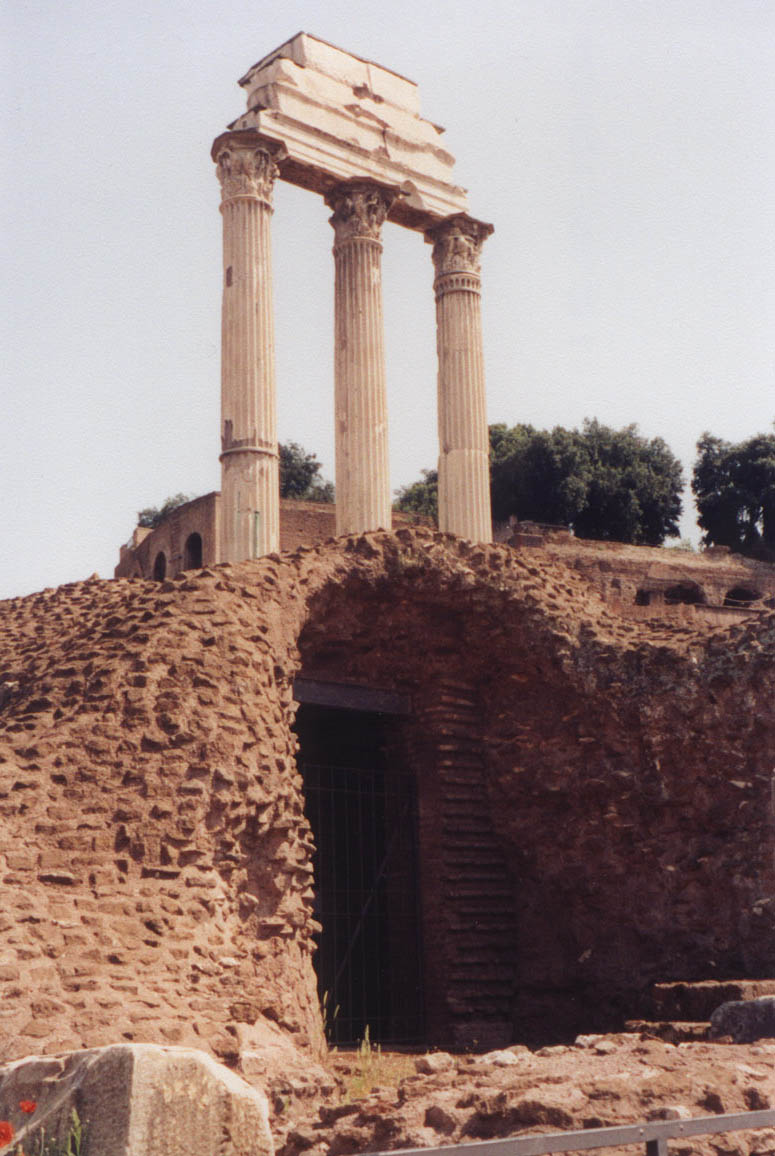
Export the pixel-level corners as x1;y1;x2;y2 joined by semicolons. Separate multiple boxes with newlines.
371;1109;775;1156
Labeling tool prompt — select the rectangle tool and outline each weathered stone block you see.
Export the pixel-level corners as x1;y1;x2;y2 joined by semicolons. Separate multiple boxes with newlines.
710;996;775;1043
0;1043;272;1156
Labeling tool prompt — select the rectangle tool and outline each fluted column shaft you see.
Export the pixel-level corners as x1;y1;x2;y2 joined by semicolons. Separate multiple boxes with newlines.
326;182;396;537
427;216;494;543
214;133;283;562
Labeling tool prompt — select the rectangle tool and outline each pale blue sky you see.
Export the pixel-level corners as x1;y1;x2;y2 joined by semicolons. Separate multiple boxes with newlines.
2;0;774;598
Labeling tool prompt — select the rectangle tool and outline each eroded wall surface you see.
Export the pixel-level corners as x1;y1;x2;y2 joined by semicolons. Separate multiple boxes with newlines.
2;529;774;1071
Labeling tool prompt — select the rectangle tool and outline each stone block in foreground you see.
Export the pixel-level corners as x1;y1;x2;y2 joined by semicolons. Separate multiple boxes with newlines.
0;1043;272;1156
709;995;775;1043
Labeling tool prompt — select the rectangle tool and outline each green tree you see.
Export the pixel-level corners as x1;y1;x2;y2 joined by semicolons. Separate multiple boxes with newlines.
393;469;438;519
488;423;589;526
570;420;683;545
279;442;334;502
692;429;775;556
394;420;684;545
137;493;194;528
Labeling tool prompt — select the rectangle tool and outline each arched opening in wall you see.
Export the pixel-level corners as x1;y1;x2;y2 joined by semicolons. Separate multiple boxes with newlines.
724;586;760;607
664;582;705;606
153;552;167;581
634;589;651;606
293;680;422;1046
184;532;203;570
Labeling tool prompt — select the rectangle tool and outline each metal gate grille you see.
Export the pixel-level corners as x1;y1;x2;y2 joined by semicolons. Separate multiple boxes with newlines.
298;707;423;1045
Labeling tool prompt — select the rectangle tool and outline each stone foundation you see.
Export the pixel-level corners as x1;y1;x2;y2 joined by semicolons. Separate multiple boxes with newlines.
3;528;775;1072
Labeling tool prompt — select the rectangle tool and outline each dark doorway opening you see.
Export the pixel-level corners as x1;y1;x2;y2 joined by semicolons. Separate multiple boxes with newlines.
184;532;203;570
664;582;705;605
294;701;423;1046
724;586;760;607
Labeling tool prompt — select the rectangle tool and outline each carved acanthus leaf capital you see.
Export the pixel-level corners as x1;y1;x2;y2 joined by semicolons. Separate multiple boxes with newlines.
427;216;494;277
215;143;280;204
326;182;397;244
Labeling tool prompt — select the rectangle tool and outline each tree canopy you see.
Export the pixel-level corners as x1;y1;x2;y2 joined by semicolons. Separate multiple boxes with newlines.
279;441;334;502
692;430;775;556
395;420;684;546
137;493;194;529
393;469;439;520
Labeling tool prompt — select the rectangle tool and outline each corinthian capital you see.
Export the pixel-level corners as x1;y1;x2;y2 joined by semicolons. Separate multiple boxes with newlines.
426;215;494;277
326;182;397;245
212;133;284;205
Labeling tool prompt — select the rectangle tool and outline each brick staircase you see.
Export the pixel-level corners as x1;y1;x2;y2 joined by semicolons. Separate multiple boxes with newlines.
420;681;518;1049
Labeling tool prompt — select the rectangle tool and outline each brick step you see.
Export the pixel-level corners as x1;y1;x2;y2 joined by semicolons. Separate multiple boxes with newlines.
447;997;513;1016
443;835;504;846
444;884;514;899
444;827;497;836
434;738;483;750
445;919;511;936
441;812;493;822
440;827;494;840
443;869;511;884
440;808;493;819
440;802;491;815
443;864;509;878
446;951;514;967
439;781;488;790
432;721;482;734
444;915;508;934
651;979;775;1022
440;796;489;807
423;699;478;713
451;903;516;917
437;752;483;763
447;993;513;1009
444;855;508;869
444;941;514;957
444;846;508;864
445;938;514;953
437;757;484;769
441;828;495;840
450;967;514;982
625;1019;709;1044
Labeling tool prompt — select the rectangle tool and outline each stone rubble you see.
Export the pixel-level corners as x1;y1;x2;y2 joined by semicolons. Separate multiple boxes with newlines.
284;1035;775;1156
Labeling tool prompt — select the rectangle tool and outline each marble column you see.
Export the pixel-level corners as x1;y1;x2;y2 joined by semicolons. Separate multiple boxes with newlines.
213;132;284;563
325;181;397;537
426;216;494;543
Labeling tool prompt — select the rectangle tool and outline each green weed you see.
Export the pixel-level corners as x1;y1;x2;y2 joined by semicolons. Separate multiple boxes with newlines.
15;1108;84;1156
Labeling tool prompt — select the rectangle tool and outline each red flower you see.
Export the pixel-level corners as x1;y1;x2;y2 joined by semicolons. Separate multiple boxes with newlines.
19;1101;36;1115
0;1120;14;1146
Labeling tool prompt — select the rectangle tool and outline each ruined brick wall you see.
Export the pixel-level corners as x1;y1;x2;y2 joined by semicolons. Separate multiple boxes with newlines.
3;529;775;1070
526;537;775;620
114;498;337;579
115;499;426;580
277;502;337;553
115;493;220;580
0;563;321;1072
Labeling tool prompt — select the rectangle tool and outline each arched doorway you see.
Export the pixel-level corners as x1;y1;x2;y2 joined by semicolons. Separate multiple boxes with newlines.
153;552;167;581
664;582;705;605
184;532;203;570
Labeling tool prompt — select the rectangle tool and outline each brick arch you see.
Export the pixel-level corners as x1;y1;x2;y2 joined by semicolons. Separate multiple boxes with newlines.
290;532;623;1046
